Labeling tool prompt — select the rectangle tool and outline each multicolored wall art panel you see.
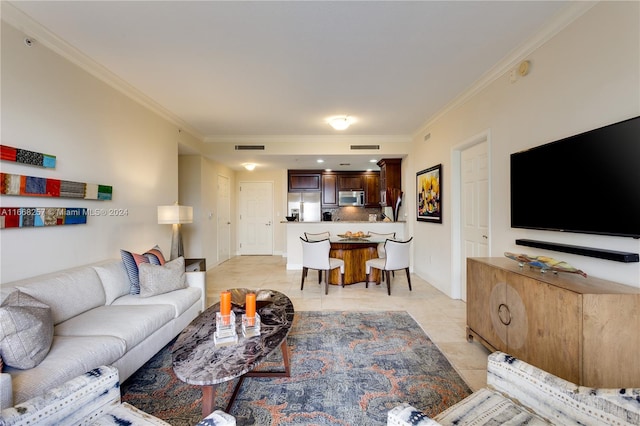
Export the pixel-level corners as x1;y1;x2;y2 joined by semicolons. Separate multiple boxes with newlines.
0;173;112;200
1;145;56;168
0;207;87;228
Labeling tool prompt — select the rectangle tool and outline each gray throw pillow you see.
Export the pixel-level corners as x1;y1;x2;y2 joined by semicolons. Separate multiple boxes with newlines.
0;290;54;369
138;256;187;298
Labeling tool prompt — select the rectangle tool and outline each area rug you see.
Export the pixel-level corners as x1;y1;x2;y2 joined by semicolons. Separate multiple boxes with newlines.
121;311;471;425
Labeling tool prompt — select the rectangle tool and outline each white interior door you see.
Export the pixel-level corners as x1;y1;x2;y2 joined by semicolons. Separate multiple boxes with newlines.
461;141;490;301
239;181;273;255
217;175;231;263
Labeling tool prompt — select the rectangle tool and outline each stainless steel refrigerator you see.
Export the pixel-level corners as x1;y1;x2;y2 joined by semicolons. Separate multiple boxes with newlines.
287;192;321;222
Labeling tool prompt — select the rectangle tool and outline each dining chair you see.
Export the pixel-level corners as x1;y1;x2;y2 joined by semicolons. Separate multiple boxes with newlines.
367;231;396;258
304;231;330;241
365;237;413;295
300;237;345;294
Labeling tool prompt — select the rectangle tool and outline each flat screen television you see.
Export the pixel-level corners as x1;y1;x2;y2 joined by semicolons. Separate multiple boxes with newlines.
510;116;640;239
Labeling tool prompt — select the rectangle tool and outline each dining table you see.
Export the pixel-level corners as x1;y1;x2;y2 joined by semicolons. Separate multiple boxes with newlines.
327;235;386;285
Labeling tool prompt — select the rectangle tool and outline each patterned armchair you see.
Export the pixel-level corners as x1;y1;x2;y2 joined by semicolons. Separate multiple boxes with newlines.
388;351;640;426
0;365;235;425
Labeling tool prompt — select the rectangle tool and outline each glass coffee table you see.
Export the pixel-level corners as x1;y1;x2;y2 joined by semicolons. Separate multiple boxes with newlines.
172;288;294;417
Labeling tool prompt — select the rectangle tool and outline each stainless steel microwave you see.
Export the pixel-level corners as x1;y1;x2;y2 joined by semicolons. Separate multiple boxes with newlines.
338;190;365;207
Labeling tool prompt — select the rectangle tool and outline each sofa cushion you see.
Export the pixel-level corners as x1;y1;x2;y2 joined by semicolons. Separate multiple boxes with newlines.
54;305;174;350
12;266;106;324
5;335;126;405
112;287;201;318
139;257;187;298
94;402;172;426
0;291;53;369
433;388;550;425
93;260;131;305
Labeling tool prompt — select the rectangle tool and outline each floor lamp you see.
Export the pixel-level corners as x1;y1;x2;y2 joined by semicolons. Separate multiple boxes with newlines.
157;203;193;260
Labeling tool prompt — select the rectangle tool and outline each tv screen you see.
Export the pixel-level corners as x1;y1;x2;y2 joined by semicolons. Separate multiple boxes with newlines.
510;116;640;239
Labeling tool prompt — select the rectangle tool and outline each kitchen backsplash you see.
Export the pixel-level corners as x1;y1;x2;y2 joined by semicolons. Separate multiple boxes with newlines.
323;207;384;222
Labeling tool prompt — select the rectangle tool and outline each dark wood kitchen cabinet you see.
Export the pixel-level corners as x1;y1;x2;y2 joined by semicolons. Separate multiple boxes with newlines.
362;172;380;207
288;170;322;192
322;173;338;207
377;158;402;206
337;174;363;191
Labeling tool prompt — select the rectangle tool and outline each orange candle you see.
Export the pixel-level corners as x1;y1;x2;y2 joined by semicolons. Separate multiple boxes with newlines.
245;292;256;318
220;291;231;317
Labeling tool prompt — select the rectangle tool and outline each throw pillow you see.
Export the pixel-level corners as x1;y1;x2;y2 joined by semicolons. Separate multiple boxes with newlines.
144;245;166;265
0;290;54;369
120;246;167;294
138;257;187;298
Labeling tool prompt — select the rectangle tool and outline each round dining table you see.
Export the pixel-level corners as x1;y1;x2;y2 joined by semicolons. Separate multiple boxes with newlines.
328;236;384;285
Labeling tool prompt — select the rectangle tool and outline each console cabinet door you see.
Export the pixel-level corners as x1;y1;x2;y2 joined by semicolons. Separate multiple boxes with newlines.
467;259;508;353
505;273;581;383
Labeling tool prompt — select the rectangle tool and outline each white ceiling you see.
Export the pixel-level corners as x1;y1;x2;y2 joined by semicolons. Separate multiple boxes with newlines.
5;1;577;171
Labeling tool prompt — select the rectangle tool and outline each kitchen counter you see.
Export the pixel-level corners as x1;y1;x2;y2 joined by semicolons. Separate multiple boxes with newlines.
285;221;407;272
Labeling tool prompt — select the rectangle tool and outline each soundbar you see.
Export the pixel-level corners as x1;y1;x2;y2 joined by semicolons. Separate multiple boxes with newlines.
515;239;639;263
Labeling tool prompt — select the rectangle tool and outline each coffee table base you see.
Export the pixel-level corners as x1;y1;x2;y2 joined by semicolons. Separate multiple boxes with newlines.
201;338;291;417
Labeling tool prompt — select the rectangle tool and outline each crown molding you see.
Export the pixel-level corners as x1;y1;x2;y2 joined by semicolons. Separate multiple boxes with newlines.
203;134;412;144
412;2;598;139
1;1;204;140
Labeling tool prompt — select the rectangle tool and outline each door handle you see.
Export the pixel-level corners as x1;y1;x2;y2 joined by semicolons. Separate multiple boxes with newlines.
482;235;488;239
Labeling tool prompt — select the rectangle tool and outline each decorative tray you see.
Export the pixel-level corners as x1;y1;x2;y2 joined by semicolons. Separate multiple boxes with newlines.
337;234;370;238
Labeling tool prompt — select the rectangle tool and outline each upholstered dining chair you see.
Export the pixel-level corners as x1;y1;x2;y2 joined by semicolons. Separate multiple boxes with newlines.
367;231;396;258
365;237;413;295
300;237;345;294
304;231;330;241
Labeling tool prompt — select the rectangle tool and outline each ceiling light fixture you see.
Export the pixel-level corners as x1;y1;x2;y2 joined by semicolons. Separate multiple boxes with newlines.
329;116;352;131
243;163;256;171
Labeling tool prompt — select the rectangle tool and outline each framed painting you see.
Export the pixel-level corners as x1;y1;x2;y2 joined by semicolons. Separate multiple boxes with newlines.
417;164;442;223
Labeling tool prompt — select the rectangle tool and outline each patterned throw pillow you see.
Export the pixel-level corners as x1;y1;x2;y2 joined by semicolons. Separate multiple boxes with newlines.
138;257;187;298
0;291;54;369
120;246;167;294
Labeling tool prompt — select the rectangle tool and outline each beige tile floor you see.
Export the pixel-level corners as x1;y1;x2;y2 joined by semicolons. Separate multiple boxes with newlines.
206;255;491;391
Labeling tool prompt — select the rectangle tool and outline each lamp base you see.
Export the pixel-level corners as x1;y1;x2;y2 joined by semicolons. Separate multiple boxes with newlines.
170;223;184;260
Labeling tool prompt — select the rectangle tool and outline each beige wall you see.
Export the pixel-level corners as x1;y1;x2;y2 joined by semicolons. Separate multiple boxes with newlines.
408;2;640;294
0;22;200;282
179;155;236;266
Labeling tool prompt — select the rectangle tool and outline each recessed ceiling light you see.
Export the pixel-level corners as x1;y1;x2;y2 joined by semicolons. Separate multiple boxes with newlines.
369;159;377;163
242;163;256;171
317;159;324;163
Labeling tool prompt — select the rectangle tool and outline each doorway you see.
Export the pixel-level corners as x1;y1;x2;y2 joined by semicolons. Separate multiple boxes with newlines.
452;131;490;301
217;174;231;263
238;181;274;255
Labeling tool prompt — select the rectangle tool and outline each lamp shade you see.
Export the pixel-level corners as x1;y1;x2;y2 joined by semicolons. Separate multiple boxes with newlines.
157;205;193;224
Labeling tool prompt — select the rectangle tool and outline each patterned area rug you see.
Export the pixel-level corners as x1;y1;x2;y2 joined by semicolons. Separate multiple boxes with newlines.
121;311;471;425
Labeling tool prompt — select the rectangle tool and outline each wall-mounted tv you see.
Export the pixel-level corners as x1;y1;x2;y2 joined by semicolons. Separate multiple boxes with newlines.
510;116;640;239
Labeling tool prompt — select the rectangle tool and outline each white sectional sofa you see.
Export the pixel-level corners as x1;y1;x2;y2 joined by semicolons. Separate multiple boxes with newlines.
0;257;205;409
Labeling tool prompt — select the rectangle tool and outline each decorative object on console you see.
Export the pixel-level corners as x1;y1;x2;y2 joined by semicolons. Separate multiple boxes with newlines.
0;207;87;228
504;251;587;277
157;203;193;260
417;164;441;223
1;144;56;168
0;173;112;200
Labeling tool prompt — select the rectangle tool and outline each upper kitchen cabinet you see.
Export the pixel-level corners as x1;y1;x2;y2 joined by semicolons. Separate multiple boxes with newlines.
288;170;322;192
337;174;363;191
321;173;338;207
362;172;380;207
377;158;402;206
